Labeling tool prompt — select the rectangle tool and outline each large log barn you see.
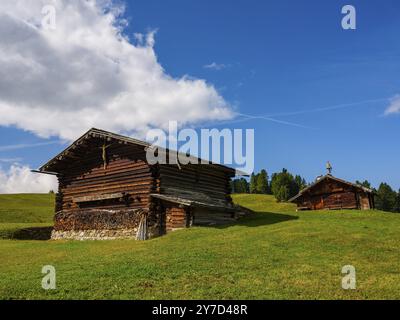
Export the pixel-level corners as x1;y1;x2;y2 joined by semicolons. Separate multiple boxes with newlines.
289;174;375;211
37;128;245;240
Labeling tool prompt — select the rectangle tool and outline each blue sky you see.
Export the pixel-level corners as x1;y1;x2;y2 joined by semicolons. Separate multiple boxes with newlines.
0;0;400;191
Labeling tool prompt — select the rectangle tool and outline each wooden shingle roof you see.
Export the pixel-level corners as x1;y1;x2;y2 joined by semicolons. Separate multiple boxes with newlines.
38;128;244;176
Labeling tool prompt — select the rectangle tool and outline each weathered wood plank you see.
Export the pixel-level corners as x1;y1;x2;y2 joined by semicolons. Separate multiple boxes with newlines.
73;192;125;203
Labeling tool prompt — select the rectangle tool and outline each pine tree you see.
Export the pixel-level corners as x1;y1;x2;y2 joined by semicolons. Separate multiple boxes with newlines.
275;186;290;202
375;183;397;212
394;189;400;213
231;178;249;194
249;173;258;194
270;168;299;202
356;180;371;189
241;178;250;193
256;169;268;194
269;169;307;202
294;175;307;192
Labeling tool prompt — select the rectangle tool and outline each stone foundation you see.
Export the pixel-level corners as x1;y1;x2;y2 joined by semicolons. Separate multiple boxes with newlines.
53;228;133;240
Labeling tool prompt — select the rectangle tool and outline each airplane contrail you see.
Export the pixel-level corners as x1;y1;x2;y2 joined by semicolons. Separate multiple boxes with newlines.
0;157;22;162
204;96;389;129
0;141;61;152
255;97;389;118
234;113;315;129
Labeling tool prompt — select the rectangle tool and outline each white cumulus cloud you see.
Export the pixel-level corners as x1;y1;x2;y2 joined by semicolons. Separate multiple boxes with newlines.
384;95;400;115
0;165;57;193
0;0;233;141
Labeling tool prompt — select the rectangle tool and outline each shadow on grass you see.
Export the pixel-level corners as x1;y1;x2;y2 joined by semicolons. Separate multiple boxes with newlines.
9;227;53;240
238;212;298;227
3;212;298;240
197;212;299;229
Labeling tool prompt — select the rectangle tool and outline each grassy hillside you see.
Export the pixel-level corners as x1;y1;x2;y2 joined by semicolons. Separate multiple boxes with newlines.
0;194;55;240
0;193;399;299
0;194;54;223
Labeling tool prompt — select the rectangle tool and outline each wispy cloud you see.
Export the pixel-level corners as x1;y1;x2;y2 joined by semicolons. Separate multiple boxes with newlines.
203;62;228;71
0;141;60;152
384;95;400;115
0;157;22;163
263;97;389;118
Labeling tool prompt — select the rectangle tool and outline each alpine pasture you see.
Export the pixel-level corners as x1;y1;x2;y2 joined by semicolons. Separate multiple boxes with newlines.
0;193;399;299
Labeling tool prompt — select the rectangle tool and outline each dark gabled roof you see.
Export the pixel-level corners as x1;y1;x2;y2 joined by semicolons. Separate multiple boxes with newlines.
288;174;374;203
38;128;244;176
38;128;149;172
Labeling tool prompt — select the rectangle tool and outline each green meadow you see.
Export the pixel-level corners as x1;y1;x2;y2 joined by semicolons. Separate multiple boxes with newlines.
0;193;399;300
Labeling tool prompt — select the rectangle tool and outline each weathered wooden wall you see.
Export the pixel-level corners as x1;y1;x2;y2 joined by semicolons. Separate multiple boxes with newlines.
164;206;189;231
298;192;358;210
158;164;233;206
359;193;373;210
56;143;155;212
295;179;372;210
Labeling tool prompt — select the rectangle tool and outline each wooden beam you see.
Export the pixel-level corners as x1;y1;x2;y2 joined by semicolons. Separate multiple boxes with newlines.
73;192;125;203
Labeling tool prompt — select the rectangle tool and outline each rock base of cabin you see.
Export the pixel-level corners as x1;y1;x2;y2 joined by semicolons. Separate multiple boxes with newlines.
52;208;159;240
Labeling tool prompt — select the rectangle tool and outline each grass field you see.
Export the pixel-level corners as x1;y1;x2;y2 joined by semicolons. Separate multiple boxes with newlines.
0;193;399;300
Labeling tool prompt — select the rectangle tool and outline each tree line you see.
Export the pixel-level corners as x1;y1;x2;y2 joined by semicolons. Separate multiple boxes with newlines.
230;168;307;202
231;169;400;213
354;180;400;212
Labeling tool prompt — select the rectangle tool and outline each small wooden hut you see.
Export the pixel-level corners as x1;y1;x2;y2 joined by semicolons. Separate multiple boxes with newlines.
37;128;246;240
289;174;375;211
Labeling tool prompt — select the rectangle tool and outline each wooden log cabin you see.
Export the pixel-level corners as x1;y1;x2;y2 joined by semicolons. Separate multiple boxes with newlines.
37;128;245;240
289;174;375;211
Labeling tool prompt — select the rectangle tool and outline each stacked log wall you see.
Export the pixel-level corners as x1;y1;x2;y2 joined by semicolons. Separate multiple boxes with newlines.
56;144;154;212
295;180;367;210
158;164;233;206
322;192;358;209
165;206;188;231
359;193;372;210
52;143;162;239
